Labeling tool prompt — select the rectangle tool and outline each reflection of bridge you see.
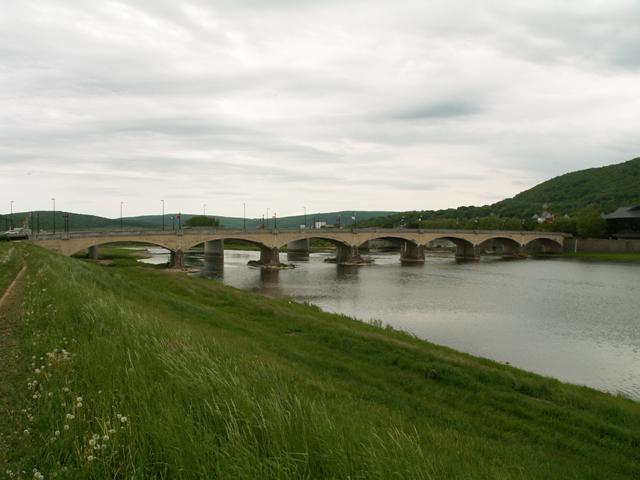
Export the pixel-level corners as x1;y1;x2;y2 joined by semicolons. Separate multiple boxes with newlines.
32;228;566;267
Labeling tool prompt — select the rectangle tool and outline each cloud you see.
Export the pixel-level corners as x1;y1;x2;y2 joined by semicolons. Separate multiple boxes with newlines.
0;0;639;217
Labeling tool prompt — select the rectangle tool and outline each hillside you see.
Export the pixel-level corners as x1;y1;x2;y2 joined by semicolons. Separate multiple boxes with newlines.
361;157;640;227
2;210;395;233
1;243;638;478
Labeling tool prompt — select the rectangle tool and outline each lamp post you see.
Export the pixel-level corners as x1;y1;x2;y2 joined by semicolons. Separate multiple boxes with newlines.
120;202;124;231
303;206;307;229
161;200;165;231
266;208;270;229
51;198;56;234
9;200;13;230
273;212;277;230
243;202;246;231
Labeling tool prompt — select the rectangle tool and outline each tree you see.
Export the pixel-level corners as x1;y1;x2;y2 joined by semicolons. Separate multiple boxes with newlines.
185;216;220;228
575;207;607;238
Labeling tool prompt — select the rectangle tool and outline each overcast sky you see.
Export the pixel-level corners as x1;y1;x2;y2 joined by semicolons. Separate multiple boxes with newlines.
1;0;639;219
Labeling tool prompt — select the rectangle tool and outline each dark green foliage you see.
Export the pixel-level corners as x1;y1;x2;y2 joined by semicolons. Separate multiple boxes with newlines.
575;207;608;238
361;157;640;229
185;215;220;227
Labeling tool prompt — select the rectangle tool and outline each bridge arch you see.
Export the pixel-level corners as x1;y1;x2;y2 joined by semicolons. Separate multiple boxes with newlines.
356;235;420;249
429;235;478;260
524;237;563;253
477;236;523;256
183;236;272;252
274;235;352;250
69;239;176;257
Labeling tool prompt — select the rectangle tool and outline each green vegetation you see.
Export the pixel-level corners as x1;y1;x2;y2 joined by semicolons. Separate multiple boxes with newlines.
185;215;221;228
361;157;640;234
557;252;640;263
2;211;396;233
1;244;639;479
0;245;22;293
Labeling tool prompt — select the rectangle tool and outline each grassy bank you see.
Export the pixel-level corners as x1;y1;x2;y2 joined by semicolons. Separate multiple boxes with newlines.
1;244;639;479
559;251;640;262
0;244;22;293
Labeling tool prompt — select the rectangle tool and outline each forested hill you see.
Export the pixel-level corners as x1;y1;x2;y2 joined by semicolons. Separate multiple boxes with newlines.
362;157;640;227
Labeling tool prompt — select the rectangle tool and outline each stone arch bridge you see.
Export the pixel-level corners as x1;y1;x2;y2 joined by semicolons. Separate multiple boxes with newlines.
31;228;566;268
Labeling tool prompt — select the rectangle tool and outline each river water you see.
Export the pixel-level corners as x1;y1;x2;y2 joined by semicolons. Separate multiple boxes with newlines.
141;248;640;399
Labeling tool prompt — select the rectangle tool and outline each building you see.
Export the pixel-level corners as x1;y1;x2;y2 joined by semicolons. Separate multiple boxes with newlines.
604;206;640;238
532;203;555;224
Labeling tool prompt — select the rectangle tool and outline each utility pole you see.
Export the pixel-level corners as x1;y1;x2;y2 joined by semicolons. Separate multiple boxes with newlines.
273;212;277;230
304;206;307;228
51;198;56;234
162;200;165;231
243;202;246;231
9;200;13;229
120;201;124;231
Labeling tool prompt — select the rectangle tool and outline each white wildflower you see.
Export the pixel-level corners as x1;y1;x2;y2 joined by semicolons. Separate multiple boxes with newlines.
119;416;127;423
54;430;60;436
63;425;69;431
65;413;75;420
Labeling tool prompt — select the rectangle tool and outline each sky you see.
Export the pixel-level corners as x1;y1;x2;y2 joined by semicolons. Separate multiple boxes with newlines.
1;0;639;219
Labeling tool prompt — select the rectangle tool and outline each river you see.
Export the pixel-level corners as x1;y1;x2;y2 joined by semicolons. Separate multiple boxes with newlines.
140;248;640;399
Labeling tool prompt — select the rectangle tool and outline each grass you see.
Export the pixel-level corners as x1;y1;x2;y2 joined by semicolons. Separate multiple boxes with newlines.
0;243;22;293
0;243;639;479
559;251;640;262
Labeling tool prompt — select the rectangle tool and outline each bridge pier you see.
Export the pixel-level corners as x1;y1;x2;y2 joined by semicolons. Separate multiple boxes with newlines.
204;240;224;260
336;245;364;265
400;241;425;263
257;247;281;267
170;250;185;269
287;239;310;260
87;246;98;260
455;243;480;261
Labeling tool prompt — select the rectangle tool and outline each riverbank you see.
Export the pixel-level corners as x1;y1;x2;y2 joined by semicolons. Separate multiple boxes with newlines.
533;251;640;262
1;243;638;479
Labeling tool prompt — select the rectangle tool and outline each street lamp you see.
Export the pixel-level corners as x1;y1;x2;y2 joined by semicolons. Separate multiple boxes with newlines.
303;206;307;228
161;200;165;231
243;202;246;231
51;198;56;234
266;208;270;229
10;200;14;230
120;201;124;231
273;212;277;230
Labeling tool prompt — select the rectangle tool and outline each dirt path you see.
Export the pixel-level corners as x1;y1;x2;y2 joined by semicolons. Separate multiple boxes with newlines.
0;264;26;310
0;263;26;471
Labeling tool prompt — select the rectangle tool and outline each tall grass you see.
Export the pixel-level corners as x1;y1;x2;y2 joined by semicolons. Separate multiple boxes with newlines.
1;243;639;479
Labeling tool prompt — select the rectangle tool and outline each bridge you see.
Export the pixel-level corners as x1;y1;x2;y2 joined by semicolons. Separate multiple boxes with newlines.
31;228;566;268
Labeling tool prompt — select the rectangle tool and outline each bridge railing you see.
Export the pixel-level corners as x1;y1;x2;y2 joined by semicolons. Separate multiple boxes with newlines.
31;227;567;240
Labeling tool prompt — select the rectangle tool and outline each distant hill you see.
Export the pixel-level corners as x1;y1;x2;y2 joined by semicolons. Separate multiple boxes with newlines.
361;157;640;227
1;210;395;232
